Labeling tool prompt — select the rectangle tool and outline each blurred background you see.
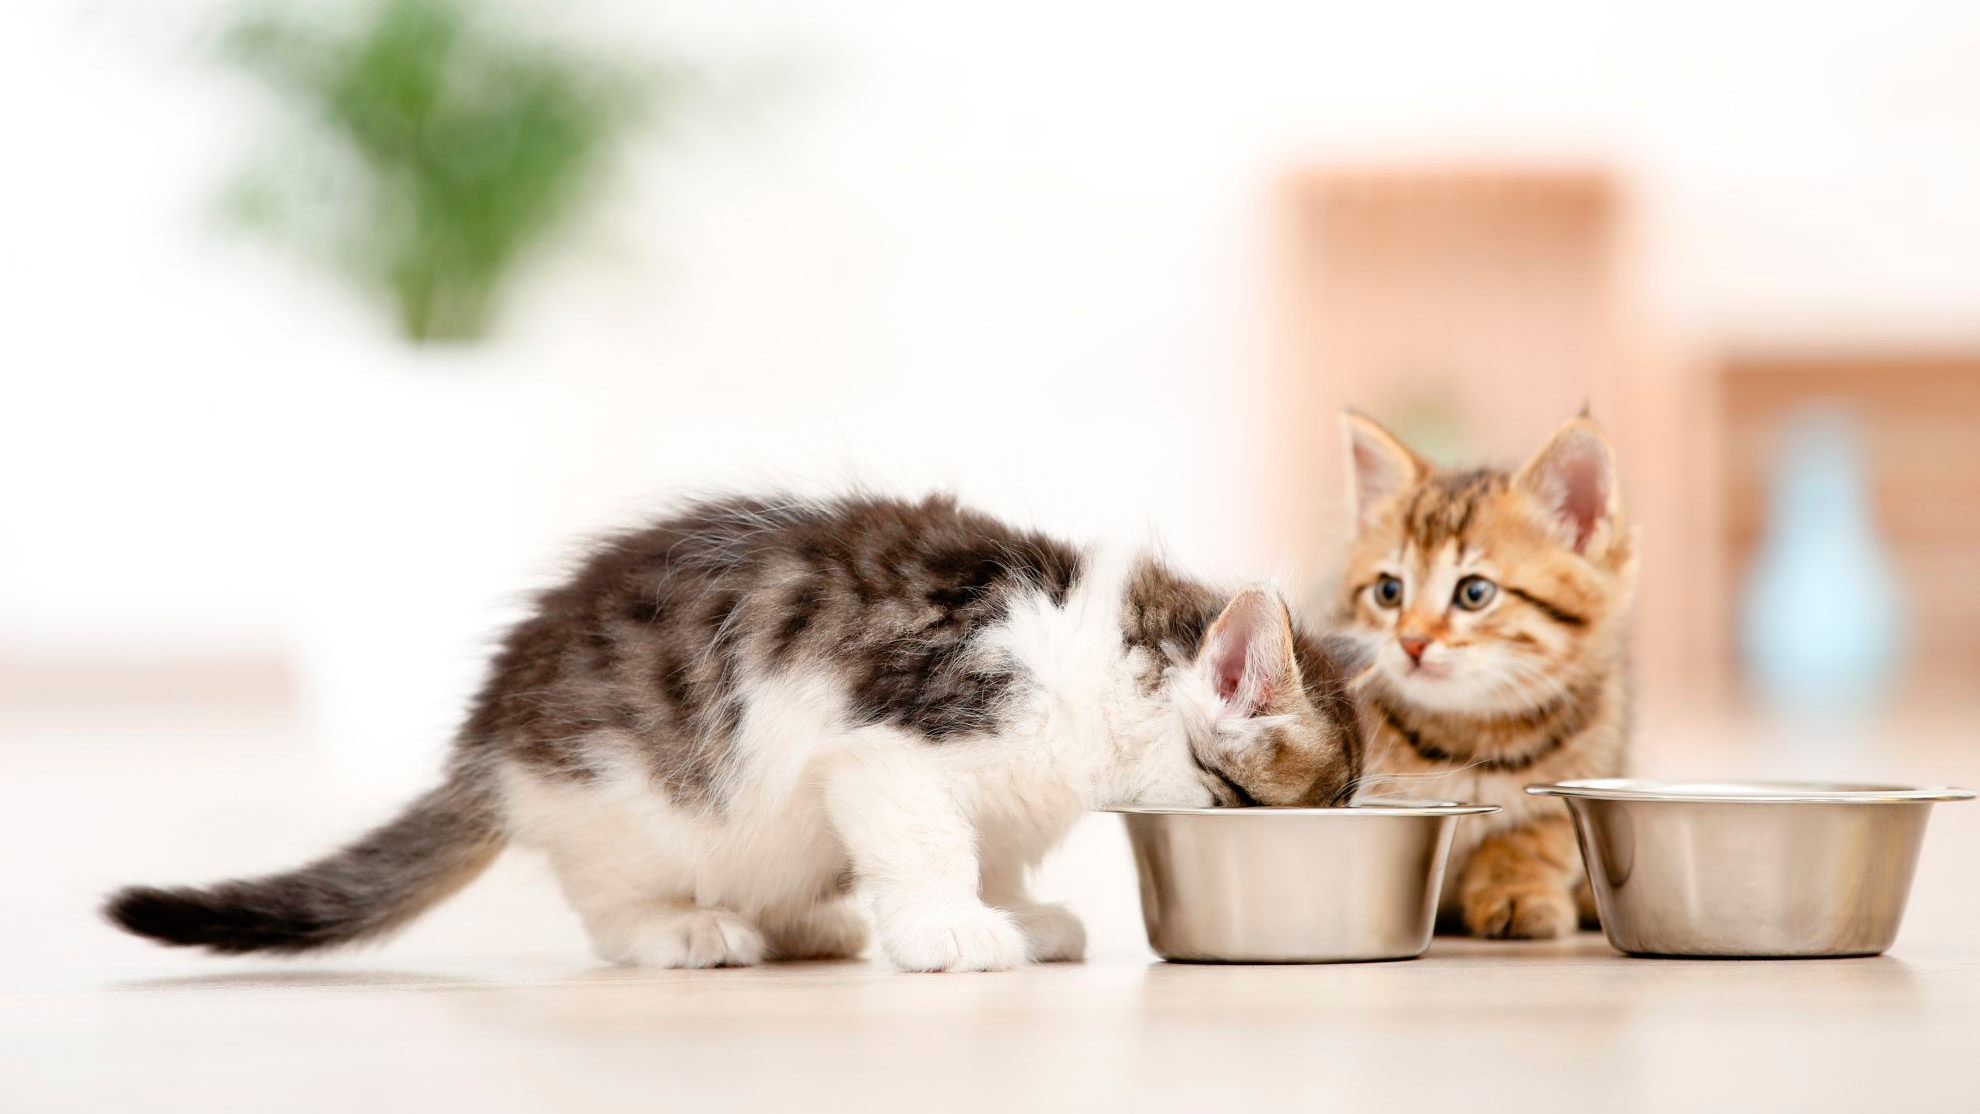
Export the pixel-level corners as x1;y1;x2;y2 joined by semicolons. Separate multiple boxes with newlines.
4;0;1979;943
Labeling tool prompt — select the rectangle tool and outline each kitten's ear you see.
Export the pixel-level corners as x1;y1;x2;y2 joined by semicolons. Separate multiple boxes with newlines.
1341;410;1427;531
1195;585;1302;719
1516;415;1622;556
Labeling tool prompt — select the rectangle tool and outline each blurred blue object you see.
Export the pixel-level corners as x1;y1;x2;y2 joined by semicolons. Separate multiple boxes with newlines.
1739;406;1906;715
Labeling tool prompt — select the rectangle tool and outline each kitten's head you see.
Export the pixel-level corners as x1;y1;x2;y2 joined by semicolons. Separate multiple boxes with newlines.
1165;584;1363;807
1335;411;1637;715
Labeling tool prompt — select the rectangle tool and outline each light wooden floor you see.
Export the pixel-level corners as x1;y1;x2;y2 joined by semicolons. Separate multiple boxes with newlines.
5;703;1977;1113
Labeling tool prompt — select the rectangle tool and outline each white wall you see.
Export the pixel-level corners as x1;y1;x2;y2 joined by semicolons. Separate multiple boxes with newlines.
5;0;1979;764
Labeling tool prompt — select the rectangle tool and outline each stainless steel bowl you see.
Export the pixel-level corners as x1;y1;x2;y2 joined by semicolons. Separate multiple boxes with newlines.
1529;779;1975;958
1111;800;1498;963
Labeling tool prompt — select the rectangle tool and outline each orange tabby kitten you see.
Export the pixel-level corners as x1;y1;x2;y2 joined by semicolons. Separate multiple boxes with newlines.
1335;411;1635;938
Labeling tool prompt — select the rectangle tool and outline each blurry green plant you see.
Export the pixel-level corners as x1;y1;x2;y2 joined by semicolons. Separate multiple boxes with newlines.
222;0;659;342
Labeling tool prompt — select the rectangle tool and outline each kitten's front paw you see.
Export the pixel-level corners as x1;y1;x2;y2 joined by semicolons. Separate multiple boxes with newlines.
1007;903;1086;963
881;905;1028;973
607;907;767;968
1463;883;1575;940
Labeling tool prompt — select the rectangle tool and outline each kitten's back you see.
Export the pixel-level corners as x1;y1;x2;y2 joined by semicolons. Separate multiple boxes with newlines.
468;494;1089;801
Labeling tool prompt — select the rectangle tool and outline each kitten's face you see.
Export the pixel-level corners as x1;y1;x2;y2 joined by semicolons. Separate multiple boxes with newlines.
1336;413;1636;715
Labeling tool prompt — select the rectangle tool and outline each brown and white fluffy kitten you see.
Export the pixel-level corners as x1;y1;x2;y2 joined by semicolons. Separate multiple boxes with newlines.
108;494;1361;972
1336;412;1635;939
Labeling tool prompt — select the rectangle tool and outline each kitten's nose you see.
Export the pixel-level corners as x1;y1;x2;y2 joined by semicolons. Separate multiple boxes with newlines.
1399;636;1431;663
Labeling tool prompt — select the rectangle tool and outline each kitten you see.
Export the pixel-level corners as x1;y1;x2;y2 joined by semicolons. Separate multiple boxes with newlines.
1335;413;1634;938
108;494;1361;972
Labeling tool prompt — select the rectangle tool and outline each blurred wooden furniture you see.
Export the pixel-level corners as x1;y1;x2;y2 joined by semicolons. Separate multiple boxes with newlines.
1275;167;1700;698
1715;352;1980;704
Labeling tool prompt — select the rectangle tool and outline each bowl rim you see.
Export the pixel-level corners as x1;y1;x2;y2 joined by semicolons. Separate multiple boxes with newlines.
1527;778;1976;804
1105;800;1500;817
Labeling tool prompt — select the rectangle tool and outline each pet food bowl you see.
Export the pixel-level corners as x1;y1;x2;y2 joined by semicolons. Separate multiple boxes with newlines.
1111;800;1498;963
1529;779;1974;958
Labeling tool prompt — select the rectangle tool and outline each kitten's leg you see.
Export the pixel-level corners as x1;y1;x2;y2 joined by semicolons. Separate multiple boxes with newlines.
761;898;870;961
980;857;1086;963
823;749;1028;973
536;831;765;968
554;861;768;968
1459;815;1581;939
508;763;771;968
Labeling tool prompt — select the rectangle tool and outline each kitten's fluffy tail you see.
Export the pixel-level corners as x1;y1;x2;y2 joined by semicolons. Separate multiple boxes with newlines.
103;761;505;955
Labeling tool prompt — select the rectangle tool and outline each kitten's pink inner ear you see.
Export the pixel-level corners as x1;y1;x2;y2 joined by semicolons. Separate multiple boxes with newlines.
1199;588;1294;717
1343;414;1423;528
1210;626;1261;704
1529;430;1612;553
1352;441;1406;508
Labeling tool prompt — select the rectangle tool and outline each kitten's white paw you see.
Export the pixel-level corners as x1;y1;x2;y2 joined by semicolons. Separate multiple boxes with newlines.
604;907;767;969
881;905;1028;973
1007;903;1086;963
765;901;870;961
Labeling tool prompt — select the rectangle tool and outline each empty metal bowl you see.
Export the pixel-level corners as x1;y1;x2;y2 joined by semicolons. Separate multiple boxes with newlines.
1112;800;1498;963
1529;779;1974;958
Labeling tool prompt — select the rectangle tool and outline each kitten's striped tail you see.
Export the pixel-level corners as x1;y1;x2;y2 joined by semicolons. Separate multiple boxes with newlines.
103;761;506;955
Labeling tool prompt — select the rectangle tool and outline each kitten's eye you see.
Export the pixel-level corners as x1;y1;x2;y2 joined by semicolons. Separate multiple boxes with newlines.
1373;575;1404;609
1454;576;1497;611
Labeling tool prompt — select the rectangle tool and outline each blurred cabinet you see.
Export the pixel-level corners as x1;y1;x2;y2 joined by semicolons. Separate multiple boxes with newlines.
1276;167;1699;698
1718;354;1980;703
